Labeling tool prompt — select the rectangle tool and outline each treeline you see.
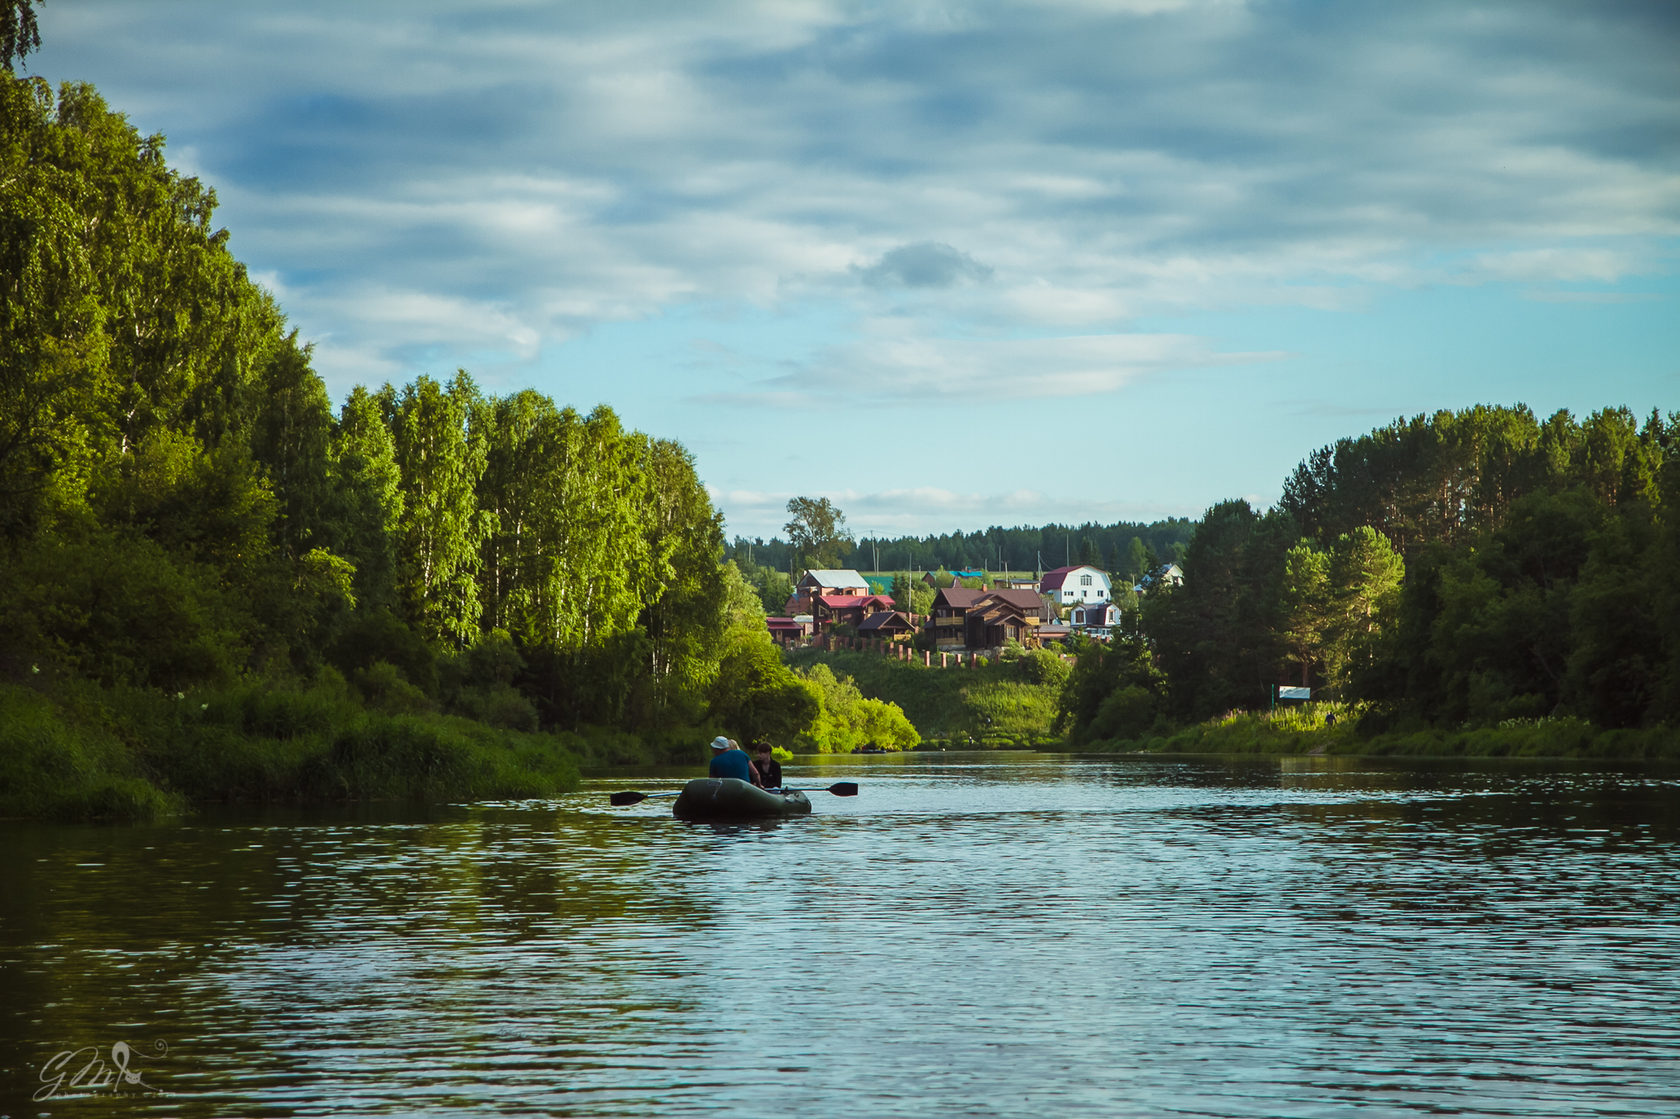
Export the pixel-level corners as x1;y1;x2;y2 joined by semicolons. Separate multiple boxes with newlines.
0;78;887;815
726;518;1193;583
1060;404;1680;745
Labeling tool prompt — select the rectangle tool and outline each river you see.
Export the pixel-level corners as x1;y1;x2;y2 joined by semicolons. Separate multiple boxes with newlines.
2;752;1678;1117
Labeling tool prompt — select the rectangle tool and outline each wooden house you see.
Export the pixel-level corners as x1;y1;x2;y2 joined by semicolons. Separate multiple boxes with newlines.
788;568;871;613
964;589;1048;651
859;610;917;640
930;585;987;650
813;593;896;630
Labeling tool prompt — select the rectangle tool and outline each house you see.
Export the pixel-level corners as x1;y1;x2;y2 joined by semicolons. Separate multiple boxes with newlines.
964;589;1048;651
1040;564;1112;605
789;568;870;612
859;610;917;640
1035;623;1072;644
1070;601;1122;638
812;593;896;630
999;576;1039;591
1135;562;1184;595
766;616;810;645
929;585;988;650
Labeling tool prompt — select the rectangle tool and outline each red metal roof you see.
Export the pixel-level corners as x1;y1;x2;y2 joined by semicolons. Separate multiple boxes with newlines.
815;594;894;609
1040;564;1106;591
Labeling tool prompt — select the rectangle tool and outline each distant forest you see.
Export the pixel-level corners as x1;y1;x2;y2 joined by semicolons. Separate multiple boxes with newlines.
725;518;1194;581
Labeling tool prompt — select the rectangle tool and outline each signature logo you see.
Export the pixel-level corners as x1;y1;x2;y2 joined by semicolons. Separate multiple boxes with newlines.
35;1040;168;1101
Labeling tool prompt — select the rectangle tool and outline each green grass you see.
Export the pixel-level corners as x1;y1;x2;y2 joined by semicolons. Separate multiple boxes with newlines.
1085;703;1680;760
784;648;1063;746
0;677;589;822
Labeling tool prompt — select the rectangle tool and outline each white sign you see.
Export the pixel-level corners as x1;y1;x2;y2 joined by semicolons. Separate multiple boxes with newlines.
1277;686;1311;700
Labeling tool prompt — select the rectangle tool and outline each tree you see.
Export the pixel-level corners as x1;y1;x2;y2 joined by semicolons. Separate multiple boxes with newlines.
784;495;853;572
890;572;934;618
2;2;42;72
1275;542;1331;688
386;372;489;647
1326;526;1404;692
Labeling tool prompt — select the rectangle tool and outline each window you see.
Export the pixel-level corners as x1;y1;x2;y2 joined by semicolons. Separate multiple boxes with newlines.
1080;574;1092;586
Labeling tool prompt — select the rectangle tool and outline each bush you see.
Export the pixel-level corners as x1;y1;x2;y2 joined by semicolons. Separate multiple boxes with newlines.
0;685;182;820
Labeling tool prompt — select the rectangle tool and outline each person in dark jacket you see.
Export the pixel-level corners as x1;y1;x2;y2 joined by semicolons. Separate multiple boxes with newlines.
751;741;783;790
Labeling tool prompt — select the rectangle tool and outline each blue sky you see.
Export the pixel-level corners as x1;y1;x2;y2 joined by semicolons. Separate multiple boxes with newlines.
31;1;1679;540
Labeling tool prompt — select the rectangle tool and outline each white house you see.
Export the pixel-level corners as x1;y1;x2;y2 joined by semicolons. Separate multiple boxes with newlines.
1040;564;1112;605
1069;601;1122;636
1135;562;1185;595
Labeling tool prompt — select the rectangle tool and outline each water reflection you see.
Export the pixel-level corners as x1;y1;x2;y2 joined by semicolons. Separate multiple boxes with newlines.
2;753;1678;1117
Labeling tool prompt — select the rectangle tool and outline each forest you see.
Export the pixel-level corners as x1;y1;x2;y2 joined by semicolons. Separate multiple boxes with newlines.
0;77;874;819
1058;404;1680;754
725;517;1193;587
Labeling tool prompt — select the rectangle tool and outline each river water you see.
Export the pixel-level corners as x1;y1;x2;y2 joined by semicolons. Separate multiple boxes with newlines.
2;752;1678;1118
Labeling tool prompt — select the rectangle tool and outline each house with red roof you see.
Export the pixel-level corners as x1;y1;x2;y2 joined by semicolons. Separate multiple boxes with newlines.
812;593;896;630
766;616;812;645
1040;564;1113;606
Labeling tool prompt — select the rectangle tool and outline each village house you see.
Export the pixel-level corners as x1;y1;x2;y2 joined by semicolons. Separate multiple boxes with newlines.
1040;564;1113;606
786;568;871;613
812;593;896;631
1135;562;1185;594
964;589;1048;651
766;616;812;645
929;585;988;650
859;610;917;641
1069;600;1122;638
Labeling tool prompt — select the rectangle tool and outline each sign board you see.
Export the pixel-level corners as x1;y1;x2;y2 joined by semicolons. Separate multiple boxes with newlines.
1276;686;1311;700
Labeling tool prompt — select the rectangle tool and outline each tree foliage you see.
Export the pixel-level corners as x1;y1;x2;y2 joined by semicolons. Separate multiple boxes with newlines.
783;495;853;571
0;77;796;764
1068;406;1679;740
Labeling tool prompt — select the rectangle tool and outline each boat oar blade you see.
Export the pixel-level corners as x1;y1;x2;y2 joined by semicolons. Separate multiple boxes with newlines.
825;782;859;797
609;791;650;806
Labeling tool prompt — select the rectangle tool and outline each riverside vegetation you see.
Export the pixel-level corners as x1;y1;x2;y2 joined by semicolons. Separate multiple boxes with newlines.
1054;405;1680;759
0;76;906;820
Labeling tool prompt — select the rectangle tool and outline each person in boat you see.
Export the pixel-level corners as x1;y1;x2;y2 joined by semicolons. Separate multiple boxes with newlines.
708;735;762;785
751;741;783;790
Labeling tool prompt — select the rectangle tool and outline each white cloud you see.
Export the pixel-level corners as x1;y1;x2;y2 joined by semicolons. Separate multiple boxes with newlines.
767;331;1286;403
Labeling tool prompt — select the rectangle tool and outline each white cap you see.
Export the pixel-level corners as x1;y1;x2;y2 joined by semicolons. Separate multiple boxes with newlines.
710;736;730;750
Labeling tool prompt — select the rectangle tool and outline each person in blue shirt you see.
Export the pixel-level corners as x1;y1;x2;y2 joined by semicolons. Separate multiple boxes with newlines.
707;736;761;784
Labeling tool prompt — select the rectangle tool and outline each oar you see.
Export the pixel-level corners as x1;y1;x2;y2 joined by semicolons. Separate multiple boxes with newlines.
609;781;859;807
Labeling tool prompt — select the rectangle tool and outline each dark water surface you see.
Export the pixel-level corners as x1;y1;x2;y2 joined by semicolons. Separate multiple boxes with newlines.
3;753;1678;1118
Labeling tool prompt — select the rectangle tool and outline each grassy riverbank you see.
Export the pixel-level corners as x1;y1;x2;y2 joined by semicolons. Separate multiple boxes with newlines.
1083;702;1680;760
0;679;703;822
784;647;1065;746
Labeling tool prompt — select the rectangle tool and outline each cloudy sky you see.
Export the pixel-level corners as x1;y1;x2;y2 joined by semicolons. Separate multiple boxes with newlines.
31;1;1679;540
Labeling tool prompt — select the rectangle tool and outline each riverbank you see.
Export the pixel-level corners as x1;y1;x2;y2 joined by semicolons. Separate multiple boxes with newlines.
0;679;705;822
1082;702;1680;760
784;647;1065;745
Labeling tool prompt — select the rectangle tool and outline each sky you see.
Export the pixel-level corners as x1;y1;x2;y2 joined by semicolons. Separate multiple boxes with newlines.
29;1;1680;541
